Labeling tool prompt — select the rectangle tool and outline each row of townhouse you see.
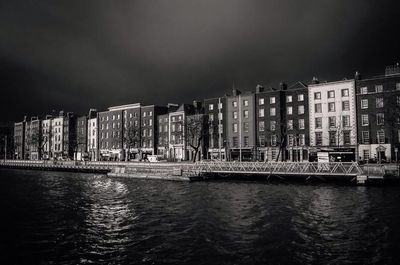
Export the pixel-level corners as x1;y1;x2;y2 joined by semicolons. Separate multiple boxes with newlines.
203;65;400;162
12;64;400;162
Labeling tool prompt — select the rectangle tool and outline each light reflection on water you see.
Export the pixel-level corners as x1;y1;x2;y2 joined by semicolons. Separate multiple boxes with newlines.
1;169;400;264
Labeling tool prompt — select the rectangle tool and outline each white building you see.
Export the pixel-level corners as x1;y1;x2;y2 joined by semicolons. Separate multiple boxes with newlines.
51;117;64;159
87;117;98;161
308;79;358;161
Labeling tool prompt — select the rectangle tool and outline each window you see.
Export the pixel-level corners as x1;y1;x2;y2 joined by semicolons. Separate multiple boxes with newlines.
343;131;351;145
259;121;265;132
143;112;146;117
149;111;153;117
177;124;182;132
209;114;214;121
315;103;322;113
243;100;249;106
112;115;115;120
171;124;175;132
376;113;384;125
232;111;238;119
243;136;249;147
298;105;304;114
287;120;293;130
315;132;322;146
314;92;321;100
271;149;277;160
396;83;400;91
328;102;335;112
361;115;369;126
270;97;276;104
259;135;266;146
315;117;322;129
377;130;385;144
363;150;370;160
258;108;265;117
298;134;305;146
286;95;292;103
362;131;370;144
209;104;214;110
288;134;294;146
329;131;336;146
287;106;293;115
342;101;350;111
218;113;223;120
243;122;249;132
329;117;336;128
360;87;368;94
233;123;238;133
218;124;223;134
328;90;335;98
341;89;349;97
376;98;383;108
271;135;277;146
232;137;238;147
218;103;223;109
299;119;305;129
270;121;276;131
361;99;368;109
259;98;264;105
270;108;276;116
232;101;237;107
243;110;249;118
342;115;350;127
375;85;383;93
397;96;400;106
298;94;304;101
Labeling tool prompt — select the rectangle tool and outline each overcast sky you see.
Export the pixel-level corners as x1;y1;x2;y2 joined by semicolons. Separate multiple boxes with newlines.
1;0;400;122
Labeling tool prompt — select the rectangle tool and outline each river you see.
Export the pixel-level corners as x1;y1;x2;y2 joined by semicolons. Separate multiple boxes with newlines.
1;169;400;264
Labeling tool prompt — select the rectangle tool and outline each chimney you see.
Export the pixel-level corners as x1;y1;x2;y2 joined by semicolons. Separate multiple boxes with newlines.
232;88;241;96
256;84;264;93
385;63;400;76
280;82;287;91
59;110;64;117
311;77;319;84
23;116;27;122
354;71;361;80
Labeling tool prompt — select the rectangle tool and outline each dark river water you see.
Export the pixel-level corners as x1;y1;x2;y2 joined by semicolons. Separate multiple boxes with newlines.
1;169;400;265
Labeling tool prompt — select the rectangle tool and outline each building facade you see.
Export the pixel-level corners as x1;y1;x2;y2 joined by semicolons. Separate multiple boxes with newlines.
41;115;52;160
203;97;226;160
14;120;26;159
255;85;286;161
356;66;400;162
284;82;309;161
75;116;88;160
308;79;357;161
24;117;42;160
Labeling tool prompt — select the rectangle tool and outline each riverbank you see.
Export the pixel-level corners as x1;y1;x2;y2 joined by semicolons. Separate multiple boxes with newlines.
1;160;399;185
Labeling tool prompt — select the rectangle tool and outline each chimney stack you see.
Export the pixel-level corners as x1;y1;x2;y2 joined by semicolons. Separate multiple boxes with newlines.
256;84;264;93
311;77;319;84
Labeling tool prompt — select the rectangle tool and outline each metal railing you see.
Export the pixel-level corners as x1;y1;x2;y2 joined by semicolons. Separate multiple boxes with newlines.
183;161;364;176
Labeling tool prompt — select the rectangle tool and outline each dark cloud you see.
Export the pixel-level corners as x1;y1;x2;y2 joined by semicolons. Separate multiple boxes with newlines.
1;0;400;122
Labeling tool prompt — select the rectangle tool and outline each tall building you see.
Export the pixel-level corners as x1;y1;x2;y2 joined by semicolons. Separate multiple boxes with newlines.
75;115;88;160
14;120;26;159
157;113;170;158
41;115;52;160
62;112;76;159
51;114;64;159
255;85;286;161
356;65;400;162
284;82;309;161
308;78;357;161
203;97;226;160
24;117;42;160
226;88;256;161
167;103;200;161
87;109;98;161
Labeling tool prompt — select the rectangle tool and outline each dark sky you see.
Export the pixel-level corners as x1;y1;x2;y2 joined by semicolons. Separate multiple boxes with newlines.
1;0;400;122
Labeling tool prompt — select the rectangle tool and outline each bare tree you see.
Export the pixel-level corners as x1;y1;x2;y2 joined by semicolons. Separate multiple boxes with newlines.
186;114;208;162
124;123;141;161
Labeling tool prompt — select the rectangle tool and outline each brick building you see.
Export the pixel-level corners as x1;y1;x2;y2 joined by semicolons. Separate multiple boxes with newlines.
356;65;400;162
255;84;286;161
14;120;25;159
203;97;226;160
